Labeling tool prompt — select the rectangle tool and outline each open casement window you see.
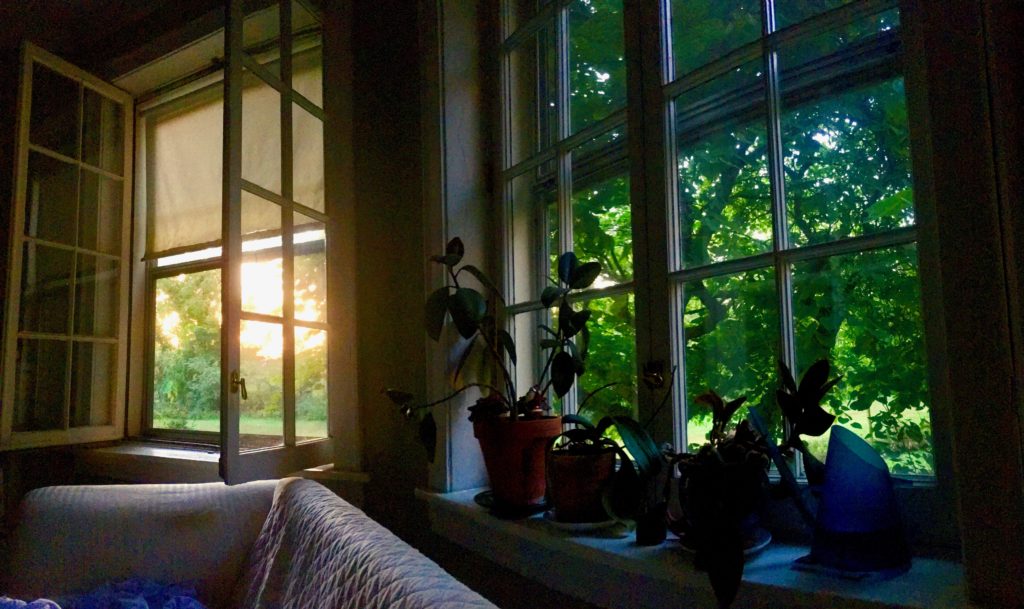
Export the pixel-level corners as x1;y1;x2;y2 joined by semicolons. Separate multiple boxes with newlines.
1;43;133;450
220;0;332;482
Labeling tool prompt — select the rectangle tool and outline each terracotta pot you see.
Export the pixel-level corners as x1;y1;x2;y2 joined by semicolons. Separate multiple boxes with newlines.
547;449;616;523
474;416;562;508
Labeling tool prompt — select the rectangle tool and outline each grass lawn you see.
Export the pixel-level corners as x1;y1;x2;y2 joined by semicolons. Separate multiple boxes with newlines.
153;416;328;438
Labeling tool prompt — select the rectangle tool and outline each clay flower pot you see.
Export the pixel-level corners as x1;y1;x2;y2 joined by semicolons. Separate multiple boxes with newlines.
474;416;563;509
547;448;616;523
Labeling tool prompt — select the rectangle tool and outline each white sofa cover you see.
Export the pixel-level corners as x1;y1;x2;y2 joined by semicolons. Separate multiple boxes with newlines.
1;478;496;609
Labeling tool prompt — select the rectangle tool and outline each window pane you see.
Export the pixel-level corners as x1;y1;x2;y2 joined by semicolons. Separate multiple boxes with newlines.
569;0;626;133
506;0;545;36
669;0;761;80
19;242;72;335
74;254;119;338
14;339;68;432
293;103;324;211
152;270;221;431
509;170;556;304
293;38;323;107
242;70;282;195
572;132;631;282
82;87;124;175
70;342;114;427
244;3;281;78
781;76;913;246
240;320;284;449
296;326;328;441
792;245;932;476
682;269;779;451
507;25;556;167
776;0;856;30
675;61;770;268
78;170;122;255
577;293;636;422
513;309;549;408
30;63;79;158
25;151;77;246
241;191;283;317
294;212;326;323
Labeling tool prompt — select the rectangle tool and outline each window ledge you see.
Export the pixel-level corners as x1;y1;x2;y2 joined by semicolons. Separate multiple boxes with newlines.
75;441;221;483
418;488;966;609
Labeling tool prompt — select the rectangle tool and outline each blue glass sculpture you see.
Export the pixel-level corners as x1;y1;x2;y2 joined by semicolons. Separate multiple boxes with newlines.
795;425;911;578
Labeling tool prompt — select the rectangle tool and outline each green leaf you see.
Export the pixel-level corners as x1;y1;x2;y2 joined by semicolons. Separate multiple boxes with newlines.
563;413;596;429
424;288;449;341
569;261;602;289
610;416;662;479
551;351;576;397
571;309;592;331
498;329;517;365
538;324;558;338
460;264;504;302
448;288;486;339
383;388;415;405
579;325;591;359
539;338;561;350
799;359;831;397
557;252;579;285
778;360;797;393
445;237;465;265
541;286;568;307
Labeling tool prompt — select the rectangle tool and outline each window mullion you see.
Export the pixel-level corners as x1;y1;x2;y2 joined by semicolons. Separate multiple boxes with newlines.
555;2;578;416
281;0;297;448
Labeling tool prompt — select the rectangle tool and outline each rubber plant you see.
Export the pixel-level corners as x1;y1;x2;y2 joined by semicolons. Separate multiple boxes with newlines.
385;238;603;504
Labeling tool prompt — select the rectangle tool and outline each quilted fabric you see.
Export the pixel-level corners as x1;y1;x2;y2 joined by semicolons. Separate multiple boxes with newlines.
230;479;496;609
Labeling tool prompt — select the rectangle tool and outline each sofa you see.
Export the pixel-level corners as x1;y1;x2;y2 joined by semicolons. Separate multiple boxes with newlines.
1;478;496;609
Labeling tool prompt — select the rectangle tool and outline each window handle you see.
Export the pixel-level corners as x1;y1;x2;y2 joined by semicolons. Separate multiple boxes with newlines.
231;370;248;400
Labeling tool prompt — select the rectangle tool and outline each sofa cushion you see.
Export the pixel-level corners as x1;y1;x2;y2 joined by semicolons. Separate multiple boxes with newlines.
2;480;277;609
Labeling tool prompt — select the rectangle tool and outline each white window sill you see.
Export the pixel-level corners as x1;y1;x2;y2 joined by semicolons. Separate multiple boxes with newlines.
418;488;966;609
75;441;221;483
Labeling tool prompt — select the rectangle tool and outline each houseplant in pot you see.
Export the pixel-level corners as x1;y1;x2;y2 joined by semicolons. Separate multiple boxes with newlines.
387;238;604;511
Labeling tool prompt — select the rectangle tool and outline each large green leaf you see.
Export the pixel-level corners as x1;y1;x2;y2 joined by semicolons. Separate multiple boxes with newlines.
448;288;486;339
562;413;596;429
461;264;504;302
551;351;576;397
498;329;517;365
569;261;602;289
557;252;579;285
424;288;449;341
608;416;662;479
541;286;568;307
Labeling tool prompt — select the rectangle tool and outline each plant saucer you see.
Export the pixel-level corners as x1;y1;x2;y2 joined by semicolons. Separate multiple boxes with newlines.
677;527;772;558
542;510;623;534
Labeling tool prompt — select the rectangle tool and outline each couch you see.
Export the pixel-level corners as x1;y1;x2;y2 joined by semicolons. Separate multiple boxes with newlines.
1;478;496;609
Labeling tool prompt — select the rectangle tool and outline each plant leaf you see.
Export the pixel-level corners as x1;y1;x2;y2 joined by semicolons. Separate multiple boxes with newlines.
798;359;831;397
445;237;465;265
551;351;576;397
448;288;486;339
778;359;797;393
539;324;558;338
424;287;449;341
498;329;517;365
722;396;748;424
580;325;591;359
419;411;437;463
557;252;579;285
383;388;415;405
539;338;561;350
461;264;504;302
776;389;802;422
610;416;662;479
569;261;602;289
562;413;595;429
812;375;842;404
794;404;835;437
541;286;568;307
571;309;592;331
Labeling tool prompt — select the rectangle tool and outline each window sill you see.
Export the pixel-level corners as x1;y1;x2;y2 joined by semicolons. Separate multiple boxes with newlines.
75;441;221;483
418;488;966;609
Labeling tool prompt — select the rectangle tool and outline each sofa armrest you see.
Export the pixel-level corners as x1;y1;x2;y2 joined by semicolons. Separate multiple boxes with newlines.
1;480;277;609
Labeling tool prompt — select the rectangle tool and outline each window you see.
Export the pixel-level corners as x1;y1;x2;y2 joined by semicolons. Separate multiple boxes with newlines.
501;0;935;477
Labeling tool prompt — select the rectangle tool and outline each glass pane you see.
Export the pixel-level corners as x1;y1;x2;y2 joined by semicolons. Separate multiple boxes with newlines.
70;342;115;427
244;3;281;78
78;170;122;255
74;254;119;338
242;191;283;317
776;0;856;30
30;63;80;158
507;0;542;37
293;103;324;211
792;245;933;476
577;293;636;422
510;170;555;304
295;326;328;440
293;37;323;107
240;320;284;449
82;87;125;175
675;60;770;268
780;8;899;67
569;0;626;134
781;80;913;246
507;25;556;167
682;269;779;452
294;212;326;323
19;243;72;335
14;339;68;431
25;151;77;245
670;0;761;80
572;133;631;282
152;269;221;431
242;70;282;195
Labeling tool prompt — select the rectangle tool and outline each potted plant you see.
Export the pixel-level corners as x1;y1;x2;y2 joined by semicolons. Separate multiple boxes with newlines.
387;238;604;511
545;409;620;524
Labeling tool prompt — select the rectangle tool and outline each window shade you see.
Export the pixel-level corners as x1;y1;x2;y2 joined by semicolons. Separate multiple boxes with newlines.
146;51;323;258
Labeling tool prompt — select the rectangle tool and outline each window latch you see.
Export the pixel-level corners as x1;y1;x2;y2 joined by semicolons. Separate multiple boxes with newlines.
231;370;248;400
